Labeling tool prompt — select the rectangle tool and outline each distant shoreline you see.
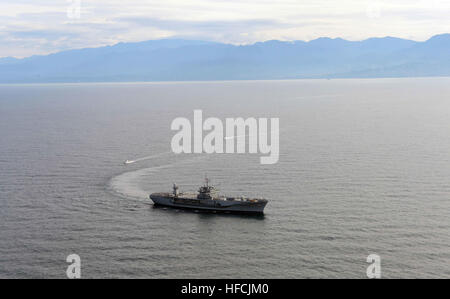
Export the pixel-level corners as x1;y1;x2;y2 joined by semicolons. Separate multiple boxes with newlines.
1;76;449;86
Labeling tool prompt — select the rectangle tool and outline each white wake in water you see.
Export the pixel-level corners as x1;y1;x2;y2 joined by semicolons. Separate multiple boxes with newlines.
224;134;247;140
110;155;205;201
124;151;172;165
110;164;174;200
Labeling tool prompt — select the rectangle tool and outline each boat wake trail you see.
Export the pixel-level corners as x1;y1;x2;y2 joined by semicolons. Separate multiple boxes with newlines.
224;134;247;140
110;155;204;201
124;151;172;165
109;164;173;200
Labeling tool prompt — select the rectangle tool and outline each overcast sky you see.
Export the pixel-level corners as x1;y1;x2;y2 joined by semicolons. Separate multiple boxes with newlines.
1;0;449;58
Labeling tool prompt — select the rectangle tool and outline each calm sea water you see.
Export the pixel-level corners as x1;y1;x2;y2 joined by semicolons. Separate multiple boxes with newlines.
1;78;449;278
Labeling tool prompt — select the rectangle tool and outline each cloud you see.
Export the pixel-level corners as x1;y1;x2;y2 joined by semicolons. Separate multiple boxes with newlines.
116;17;309;43
119;17;283;30
9;29;80;40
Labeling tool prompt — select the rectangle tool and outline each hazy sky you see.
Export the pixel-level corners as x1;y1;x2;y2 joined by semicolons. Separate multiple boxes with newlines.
1;0;449;57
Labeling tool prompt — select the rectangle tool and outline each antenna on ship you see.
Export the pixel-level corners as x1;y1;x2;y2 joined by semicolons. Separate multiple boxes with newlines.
205;174;209;187
172;182;179;196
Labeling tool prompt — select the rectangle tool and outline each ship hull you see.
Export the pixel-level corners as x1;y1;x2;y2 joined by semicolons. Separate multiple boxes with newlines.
150;194;267;214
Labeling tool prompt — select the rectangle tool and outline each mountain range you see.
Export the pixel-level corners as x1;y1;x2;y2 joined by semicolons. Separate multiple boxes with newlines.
0;34;449;83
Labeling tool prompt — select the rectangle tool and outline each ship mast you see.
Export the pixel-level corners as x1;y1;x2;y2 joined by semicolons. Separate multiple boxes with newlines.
172;183;179;197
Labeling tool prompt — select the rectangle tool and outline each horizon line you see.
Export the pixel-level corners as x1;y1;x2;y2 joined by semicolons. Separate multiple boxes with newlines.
1;76;450;86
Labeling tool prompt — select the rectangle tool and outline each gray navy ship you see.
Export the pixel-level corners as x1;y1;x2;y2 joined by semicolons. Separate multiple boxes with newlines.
150;178;268;214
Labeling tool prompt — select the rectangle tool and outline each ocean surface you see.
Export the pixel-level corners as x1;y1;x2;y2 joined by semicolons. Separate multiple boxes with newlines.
0;78;449;278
